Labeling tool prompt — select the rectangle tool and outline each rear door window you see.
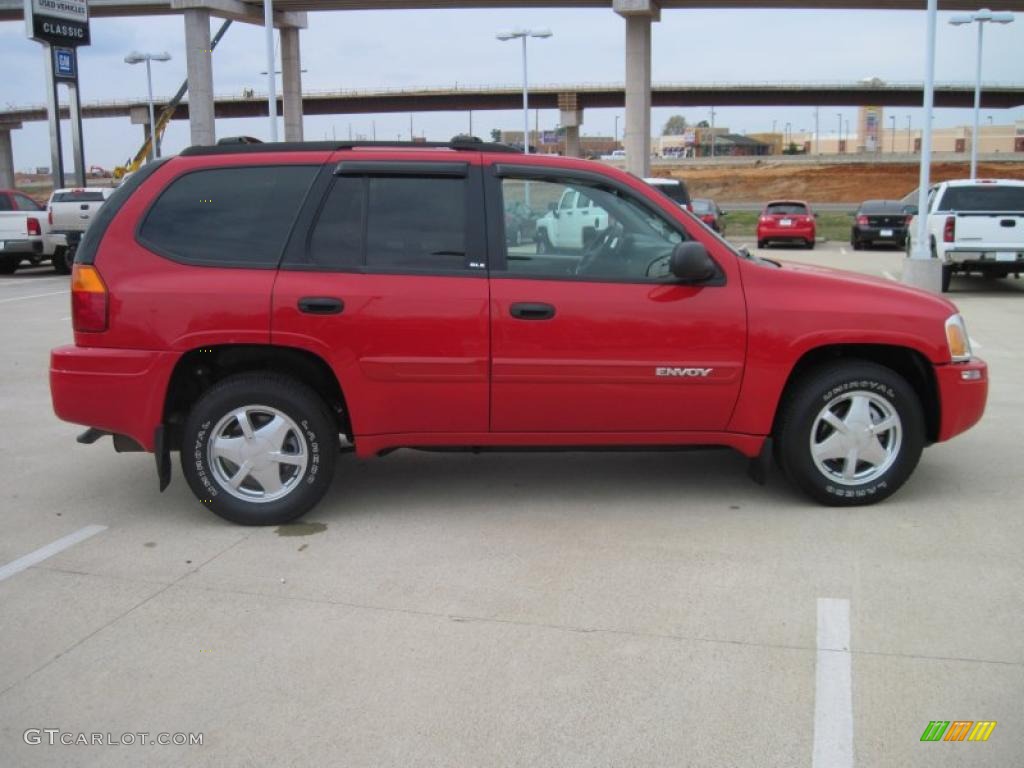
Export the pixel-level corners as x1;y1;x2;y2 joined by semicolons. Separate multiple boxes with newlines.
139;165;317;267
14;194;42;212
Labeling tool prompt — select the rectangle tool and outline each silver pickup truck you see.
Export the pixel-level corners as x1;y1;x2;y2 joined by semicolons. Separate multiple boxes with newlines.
907;179;1024;292
47;187;114;273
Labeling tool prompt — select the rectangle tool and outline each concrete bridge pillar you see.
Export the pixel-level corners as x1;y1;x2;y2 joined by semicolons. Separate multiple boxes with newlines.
558;93;583;158
184;8;216;146
0;123;20;189
280;27;304;142
614;0;659;177
129;106;154;161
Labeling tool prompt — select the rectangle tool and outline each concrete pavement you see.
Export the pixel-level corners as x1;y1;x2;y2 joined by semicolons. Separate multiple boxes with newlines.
0;250;1021;767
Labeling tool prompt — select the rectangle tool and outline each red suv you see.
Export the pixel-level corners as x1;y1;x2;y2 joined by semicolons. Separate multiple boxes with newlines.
51;140;987;525
757;200;817;249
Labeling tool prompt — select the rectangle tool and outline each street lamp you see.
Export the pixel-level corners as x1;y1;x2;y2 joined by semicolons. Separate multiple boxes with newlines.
496;28;552;154
124;51;172;160
614;114;620;145
836;112;842;153
949;8;1014;179
890;115;896;154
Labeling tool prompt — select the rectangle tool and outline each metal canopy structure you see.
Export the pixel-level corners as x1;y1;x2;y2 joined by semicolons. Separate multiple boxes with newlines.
2;0;1024;20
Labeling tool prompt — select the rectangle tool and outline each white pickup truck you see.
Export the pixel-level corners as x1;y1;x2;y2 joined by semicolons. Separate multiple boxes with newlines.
906;179;1024;292
0;188;62;274
47;187;114;273
535;187;610;253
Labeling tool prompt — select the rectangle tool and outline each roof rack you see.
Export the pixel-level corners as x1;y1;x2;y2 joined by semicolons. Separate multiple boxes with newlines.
180;137;522;157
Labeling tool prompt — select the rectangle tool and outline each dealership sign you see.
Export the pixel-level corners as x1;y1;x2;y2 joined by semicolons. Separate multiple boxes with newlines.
24;0;90;46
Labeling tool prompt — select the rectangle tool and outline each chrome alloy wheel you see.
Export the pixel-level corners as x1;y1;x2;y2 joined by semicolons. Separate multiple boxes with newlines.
208;406;309;503
809;391;902;486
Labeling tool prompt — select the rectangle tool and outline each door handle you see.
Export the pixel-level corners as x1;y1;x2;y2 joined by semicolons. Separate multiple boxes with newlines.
510;302;556;320
298;296;344;315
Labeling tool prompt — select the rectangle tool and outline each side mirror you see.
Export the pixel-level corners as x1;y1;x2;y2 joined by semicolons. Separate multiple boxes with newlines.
548;201;559;218
670;242;717;283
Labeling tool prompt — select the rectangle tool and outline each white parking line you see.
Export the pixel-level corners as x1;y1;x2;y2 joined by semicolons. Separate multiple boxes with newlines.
970;337;983;350
840;247;849;256
813;598;853;768
0;290;67;305
0;525;107;582
0;278;67;289
882;271;898;282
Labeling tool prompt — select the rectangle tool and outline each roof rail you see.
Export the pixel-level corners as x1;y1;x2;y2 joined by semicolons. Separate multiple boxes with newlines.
180;137;522;157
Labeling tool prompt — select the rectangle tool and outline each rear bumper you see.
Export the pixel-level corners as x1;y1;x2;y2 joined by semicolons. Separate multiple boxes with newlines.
935;358;988;442
855;227;907;243
944;248;1024;269
0;239;42;255
758;227;815;241
50;345;177;452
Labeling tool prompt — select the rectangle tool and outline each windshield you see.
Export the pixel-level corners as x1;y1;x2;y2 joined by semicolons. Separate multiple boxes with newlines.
652;182;690;206
937;186;1024;212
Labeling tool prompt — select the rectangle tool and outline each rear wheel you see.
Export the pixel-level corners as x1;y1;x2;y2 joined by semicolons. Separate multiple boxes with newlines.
806;239;816;250
52;246;72;275
0;256;19;274
941;264;953;293
775;361;924;506
757;240;767;249
180;373;338;525
851;237;862;251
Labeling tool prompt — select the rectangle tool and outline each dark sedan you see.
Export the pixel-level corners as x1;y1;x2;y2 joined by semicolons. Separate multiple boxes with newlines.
851;200;912;250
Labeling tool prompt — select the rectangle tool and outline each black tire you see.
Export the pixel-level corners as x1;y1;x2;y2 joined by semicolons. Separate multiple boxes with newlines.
0;256;19;275
774;361;925;506
180;373;338;525
851;236;862;251
52;246;72;275
757;240;767;249
941;264;952;293
536;230;551;255
806;239;816;250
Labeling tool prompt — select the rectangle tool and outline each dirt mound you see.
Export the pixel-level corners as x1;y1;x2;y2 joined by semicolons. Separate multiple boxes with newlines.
662;161;1024;204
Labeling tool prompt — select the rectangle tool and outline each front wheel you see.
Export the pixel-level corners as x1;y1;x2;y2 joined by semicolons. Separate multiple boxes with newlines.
180;373;338;525
774;361;925;506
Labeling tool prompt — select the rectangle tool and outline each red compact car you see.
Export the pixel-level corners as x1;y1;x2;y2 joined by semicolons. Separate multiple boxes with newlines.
50;139;986;525
757;200;817;249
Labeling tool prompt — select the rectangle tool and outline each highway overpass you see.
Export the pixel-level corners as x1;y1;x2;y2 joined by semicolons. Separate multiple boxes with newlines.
2;82;1021;125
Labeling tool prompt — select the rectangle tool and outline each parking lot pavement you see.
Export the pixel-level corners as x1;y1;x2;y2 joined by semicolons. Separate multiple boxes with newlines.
1;258;1022;767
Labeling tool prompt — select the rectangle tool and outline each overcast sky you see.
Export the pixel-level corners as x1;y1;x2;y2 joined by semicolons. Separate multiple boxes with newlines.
1;6;1022;170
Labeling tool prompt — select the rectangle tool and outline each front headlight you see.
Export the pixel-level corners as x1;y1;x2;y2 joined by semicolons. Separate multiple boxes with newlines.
945;313;972;362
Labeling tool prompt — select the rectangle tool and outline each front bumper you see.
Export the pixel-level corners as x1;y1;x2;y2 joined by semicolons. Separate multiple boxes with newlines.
935;358;988;442
50;345;177;452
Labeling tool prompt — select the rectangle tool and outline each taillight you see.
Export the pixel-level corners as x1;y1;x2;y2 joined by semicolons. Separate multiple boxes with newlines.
71;264;108;333
759;216;770;223
856;215;869;226
943;216;955;243
27;217;41;236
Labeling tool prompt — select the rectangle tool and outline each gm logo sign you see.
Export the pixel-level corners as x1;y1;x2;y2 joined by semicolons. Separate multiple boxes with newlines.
920;720;997;742
54;47;75;78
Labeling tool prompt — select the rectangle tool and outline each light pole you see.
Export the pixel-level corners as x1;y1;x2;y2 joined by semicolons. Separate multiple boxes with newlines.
124;51;172;160
949;8;1014;179
496;28;552;154
710;107;717;158
890;115;896;154
906;114;912;153
836;113;842;153
614;115;620;146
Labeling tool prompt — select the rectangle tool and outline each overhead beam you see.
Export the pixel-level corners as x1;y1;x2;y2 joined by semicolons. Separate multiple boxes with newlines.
170;0;307;27
3;0;1024;22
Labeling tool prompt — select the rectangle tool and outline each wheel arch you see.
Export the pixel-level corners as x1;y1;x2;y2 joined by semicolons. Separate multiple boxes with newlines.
772;343;940;444
163;344;350;451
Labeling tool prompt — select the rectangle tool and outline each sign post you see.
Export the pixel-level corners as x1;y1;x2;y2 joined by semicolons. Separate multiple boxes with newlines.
24;0;90;188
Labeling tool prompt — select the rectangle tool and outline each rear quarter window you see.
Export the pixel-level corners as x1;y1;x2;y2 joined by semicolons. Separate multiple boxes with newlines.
138;165;318;268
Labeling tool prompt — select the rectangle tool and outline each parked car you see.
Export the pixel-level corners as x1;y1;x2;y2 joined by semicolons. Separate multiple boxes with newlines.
0;189;63;274
691;198;726;234
757;200;817;249
851;200;911;250
50;139;987;525
643;177;692;211
503;200;536;246
47;187;115;273
905;179;1024;292
534;187;609;253
600;149;626;161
